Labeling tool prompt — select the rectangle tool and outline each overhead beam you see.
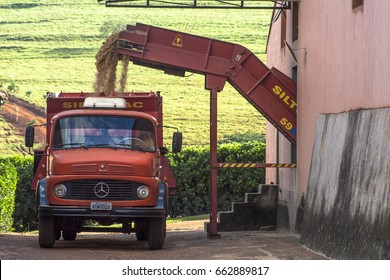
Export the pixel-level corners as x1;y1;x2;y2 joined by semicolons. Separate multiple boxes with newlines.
97;0;296;9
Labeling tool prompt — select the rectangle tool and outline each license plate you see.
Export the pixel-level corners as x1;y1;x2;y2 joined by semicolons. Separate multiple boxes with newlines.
91;202;112;211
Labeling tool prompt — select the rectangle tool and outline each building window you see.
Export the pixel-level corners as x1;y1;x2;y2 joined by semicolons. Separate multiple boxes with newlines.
352;0;364;9
292;2;299;41
281;12;286;48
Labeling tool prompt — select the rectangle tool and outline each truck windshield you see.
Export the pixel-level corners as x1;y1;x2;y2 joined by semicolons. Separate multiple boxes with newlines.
52;115;156;152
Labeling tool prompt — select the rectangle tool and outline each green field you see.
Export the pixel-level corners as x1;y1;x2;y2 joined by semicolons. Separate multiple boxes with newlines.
0;0;272;151
0;116;27;154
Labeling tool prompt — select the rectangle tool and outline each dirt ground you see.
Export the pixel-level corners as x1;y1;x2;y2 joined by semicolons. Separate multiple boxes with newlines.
0;220;329;260
1;99;46;142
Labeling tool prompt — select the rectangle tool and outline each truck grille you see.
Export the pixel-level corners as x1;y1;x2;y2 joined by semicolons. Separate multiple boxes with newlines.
63;180;140;201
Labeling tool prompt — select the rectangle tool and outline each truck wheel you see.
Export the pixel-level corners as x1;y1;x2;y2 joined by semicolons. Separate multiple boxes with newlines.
62;230;77;241
39;216;56;248
147;217;166;250
135;221;148;241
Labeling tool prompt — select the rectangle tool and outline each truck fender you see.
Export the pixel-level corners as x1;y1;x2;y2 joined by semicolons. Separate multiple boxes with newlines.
36;178;48;207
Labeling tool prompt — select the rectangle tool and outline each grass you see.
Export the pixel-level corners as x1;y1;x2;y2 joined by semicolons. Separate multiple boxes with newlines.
84;214;209;229
167;214;209;224
0;0;273;153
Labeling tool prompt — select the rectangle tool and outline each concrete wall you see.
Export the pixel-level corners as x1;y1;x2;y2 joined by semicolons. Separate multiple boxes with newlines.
302;109;390;259
297;0;390;199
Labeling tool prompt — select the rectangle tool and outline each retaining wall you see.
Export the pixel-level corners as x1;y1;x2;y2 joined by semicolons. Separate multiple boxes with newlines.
301;108;390;259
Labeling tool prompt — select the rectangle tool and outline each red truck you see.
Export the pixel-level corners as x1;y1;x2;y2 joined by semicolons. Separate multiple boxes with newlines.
25;91;182;250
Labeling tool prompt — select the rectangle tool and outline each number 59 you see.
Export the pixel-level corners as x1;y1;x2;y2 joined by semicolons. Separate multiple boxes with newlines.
280;117;293;130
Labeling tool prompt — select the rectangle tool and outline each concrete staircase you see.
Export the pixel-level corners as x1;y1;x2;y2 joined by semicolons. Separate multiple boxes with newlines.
205;184;279;232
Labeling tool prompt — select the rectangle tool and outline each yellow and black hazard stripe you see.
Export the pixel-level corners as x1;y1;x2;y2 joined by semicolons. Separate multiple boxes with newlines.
269;163;297;168
219;163;257;168
218;163;296;168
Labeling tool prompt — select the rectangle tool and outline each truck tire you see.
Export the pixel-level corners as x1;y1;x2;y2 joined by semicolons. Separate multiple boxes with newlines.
147;217;166;250
135;221;148;241
62;230;77;241
39;216;56;248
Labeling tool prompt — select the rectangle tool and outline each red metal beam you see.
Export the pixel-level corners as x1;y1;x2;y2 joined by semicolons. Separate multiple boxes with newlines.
117;23;297;144
206;74;226;238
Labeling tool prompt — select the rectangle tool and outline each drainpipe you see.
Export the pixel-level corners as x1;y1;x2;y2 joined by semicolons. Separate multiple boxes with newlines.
276;131;280;185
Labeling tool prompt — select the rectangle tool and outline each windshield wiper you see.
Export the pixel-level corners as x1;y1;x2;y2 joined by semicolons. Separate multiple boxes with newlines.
113;142;146;152
55;143;88;149
88;143;110;147
85;143;120;150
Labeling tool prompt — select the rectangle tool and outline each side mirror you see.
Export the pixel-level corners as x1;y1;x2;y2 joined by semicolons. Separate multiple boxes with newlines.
172;132;182;153
25;126;35;147
159;146;169;156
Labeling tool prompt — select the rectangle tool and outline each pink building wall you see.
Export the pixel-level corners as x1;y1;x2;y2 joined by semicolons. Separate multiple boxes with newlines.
266;0;390;229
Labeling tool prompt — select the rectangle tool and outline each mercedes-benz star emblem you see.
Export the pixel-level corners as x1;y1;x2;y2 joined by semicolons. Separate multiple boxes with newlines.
94;182;109;198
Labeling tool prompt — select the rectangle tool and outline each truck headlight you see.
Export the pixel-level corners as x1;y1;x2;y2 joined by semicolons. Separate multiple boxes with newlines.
54;184;67;198
137;185;150;199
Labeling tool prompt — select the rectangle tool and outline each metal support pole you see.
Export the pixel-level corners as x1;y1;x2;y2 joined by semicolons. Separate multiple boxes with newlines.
205;73;226;238
208;87;220;238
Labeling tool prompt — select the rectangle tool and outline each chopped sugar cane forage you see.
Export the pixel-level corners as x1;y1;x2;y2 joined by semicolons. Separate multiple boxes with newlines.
94;32;130;95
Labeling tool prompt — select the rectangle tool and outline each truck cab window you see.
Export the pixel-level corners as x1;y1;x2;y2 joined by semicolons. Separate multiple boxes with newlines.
53;115;156;152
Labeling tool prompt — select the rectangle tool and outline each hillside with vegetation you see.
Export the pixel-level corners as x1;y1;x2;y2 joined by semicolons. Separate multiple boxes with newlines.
0;0;272;155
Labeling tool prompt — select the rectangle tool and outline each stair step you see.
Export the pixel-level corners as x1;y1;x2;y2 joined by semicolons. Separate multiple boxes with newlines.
205;184;279;233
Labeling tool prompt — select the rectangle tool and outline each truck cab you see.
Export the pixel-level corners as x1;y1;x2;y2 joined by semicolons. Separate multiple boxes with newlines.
26;92;181;250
